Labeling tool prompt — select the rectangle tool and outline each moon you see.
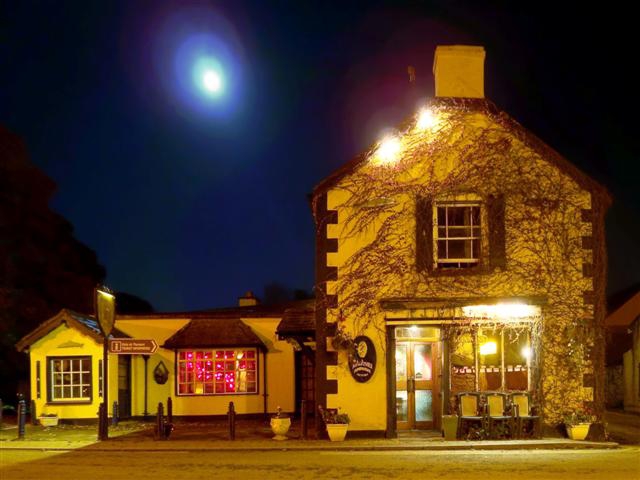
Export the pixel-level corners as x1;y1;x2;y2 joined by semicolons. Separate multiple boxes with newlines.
203;70;222;93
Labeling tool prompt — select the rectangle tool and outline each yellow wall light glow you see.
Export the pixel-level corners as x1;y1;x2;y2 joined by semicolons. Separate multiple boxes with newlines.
479;341;497;355
416;108;438;130
374;136;401;165
462;303;540;319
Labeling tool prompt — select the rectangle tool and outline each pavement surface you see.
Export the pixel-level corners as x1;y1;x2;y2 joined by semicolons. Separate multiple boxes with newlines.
0;417;622;452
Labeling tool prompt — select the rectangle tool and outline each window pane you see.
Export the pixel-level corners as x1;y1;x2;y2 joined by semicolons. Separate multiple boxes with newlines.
414;344;432;381
416;390;433;422
505;330;529;390
437;240;447;259
451;332;475;395
478;329;501;390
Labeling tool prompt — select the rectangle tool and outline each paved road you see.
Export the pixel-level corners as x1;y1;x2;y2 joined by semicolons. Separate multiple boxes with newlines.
2;447;639;479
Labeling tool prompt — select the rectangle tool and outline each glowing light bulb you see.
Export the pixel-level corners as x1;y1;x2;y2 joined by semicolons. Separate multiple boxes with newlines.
375;136;401;165
416;108;438;130
521;346;532;359
479;341;497;355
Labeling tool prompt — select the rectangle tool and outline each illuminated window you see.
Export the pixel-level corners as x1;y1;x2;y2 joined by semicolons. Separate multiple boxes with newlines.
177;349;258;395
450;328;531;394
436;203;481;268
48;357;92;402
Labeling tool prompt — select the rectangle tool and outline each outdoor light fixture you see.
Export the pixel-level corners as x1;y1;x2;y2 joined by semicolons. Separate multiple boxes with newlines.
416;107;438;130
462;303;540;320
374;136;401;165
521;346;532;359
479;341;497;355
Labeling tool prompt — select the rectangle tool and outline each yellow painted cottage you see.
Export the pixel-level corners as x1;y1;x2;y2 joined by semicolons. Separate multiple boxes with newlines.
312;45;609;437
15;293;313;421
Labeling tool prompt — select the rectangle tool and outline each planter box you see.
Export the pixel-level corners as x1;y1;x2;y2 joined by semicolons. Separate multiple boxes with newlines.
566;423;591;440
326;423;348;442
39;416;59;427
270;417;291;441
442;415;459;440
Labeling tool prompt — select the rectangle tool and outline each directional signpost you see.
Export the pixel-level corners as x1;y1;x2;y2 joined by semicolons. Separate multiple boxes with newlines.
108;339;158;355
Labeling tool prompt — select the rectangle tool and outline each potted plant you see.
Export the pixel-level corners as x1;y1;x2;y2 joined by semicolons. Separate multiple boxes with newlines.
270;406;291;441
331;325;355;352
39;413;59;427
318;405;350;442
563;408;594;441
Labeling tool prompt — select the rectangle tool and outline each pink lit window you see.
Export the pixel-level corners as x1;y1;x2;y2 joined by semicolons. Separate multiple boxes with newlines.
177;348;258;395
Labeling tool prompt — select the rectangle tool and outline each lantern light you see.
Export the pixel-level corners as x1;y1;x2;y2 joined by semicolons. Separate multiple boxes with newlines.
374;136;401;165
479;341;497;355
416;107;438;130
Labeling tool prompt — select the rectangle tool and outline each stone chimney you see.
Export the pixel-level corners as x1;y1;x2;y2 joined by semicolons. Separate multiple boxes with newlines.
238;290;259;307
433;45;485;98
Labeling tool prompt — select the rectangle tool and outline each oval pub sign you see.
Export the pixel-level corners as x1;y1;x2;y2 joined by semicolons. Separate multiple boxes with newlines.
349;336;376;383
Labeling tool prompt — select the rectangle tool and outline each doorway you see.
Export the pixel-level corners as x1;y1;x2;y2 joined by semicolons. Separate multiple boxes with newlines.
395;328;440;430
117;355;131;418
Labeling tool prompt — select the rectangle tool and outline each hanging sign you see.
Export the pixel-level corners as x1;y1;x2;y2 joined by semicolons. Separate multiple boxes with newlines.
349;336;376;383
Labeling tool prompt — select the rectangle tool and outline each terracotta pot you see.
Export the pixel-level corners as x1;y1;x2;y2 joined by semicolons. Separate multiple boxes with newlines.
326;423;348;442
566;423;591;440
270;417;291;440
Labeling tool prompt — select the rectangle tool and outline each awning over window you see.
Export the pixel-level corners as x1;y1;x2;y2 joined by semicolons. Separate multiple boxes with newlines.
162;318;266;350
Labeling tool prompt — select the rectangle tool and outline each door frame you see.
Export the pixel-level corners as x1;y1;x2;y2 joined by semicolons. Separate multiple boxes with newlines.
395;340;440;430
386;326;442;437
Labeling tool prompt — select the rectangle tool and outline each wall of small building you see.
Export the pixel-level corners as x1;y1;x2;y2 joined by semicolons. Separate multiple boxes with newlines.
115;317;295;417
28;324;118;420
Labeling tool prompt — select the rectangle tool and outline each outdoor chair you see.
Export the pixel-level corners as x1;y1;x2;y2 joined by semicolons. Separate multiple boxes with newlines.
485;392;513;439
510;392;540;439
456;392;485;439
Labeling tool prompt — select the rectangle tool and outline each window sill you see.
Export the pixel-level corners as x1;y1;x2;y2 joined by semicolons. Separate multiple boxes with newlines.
46;401;93;405
428;265;493;277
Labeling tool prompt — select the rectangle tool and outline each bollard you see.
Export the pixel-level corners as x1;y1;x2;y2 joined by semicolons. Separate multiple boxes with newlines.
97;403;106;441
156;402;165;440
0;398;3;427
31;400;37;425
228;402;236;440
17;396;26;439
101;402;109;440
112;401;119;426
167;397;173;424
301;399;308;440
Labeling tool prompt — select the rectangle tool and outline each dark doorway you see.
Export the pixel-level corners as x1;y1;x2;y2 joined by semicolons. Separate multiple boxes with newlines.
117;355;131;418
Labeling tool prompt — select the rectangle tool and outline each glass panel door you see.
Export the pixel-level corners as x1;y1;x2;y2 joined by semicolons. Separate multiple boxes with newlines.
395;340;440;430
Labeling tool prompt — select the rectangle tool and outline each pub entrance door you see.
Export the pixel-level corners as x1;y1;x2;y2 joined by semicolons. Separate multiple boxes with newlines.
395;328;440;430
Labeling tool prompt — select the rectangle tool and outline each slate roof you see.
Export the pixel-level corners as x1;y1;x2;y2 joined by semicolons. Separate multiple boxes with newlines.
276;300;316;337
16;309;129;352
162;318;267;350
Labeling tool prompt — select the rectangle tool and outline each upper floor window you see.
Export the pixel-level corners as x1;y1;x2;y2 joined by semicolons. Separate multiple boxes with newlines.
436;203;481;268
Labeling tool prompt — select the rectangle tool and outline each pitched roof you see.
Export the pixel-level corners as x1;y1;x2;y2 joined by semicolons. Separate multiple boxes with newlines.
312;98;611;206
276;300;316;337
117;299;314;320
15;309;129;352
605;290;640;329
162;319;266;350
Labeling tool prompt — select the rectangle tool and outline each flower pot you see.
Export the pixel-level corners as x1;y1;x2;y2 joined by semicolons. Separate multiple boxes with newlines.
326;423;348;442
39;416;59;427
566;423;591;440
442;415;459;441
270;417;291;440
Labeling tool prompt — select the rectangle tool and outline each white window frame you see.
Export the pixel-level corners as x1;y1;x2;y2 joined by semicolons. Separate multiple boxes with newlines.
434;201;482;268
49;356;92;402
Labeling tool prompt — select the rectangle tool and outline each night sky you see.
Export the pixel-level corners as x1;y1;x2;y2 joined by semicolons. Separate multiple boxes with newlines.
2;2;638;312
